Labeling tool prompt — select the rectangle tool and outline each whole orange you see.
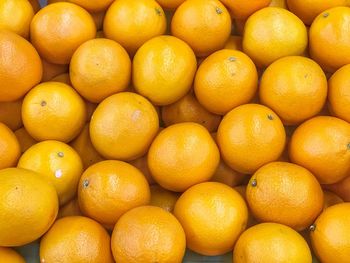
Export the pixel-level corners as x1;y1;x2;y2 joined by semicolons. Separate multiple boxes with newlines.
0;30;42;102
171;0;231;57
289;116;350;184
217;104;286;174
174;182;248;256
150;185;179;212
70;38;131;103
0;122;21;169
30;2;96;64
0;247;25;263
0;100;22;130
220;0;271;19
111;206;186;263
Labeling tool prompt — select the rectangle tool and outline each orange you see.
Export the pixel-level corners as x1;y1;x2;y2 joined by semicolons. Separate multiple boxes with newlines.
171;0;231;57
129;155;156;185
18;140;83;205
41;58;68;82
57;198;82;218
243;7;307;68
224;35;243;50
161;92;221;132
328;64;350;123
0;168;58;246
22;82;86;143
66;0;114;12
90;92;159;161
324;175;350;202
174;182;248;255
233;223;312;263
246;162;324;231
148;123;220;192
269;0;287;8
0;30;42;102
0;0;34;38
323;190;343;210
0;247;25;263
309;7;350;72
0;123;21;169
310;203;350;263
289;116;350;184
111;206;186;263
51;73;71;84
157;0;186;10
259;56;328;125
78;160;150;227
30;2;96;64
70;38;131;103
29;0;41;13
150;185;179;212
0;100;22;130
104;0;166;55
133;35;197;106
220;0;271;19
287;0;349;25
40;216;113;263
70;123;104;169
14;127;37;153
217;104;286;174
194;49;258;115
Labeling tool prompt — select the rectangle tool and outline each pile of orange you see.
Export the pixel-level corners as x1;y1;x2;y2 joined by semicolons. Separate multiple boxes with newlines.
1;0;350;262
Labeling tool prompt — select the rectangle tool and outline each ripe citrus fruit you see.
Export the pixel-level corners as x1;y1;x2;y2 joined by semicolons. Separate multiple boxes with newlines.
224;35;243;50
246;162;324;231
57;198;82;218
30;2;96;64
22;82;86;143
174;182;248;255
289;116;350;184
14;127;37;153
0;123;21;169
148;123;220;192
259;56;328;125
0;30;42;102
324;176;350;202
104;0;166;55
309;7;350;72
220;0;271;19
194;49;258;115
90;92;159;161
40;216;114;263
310;203;350;263
171;0;231;57
156;0;186;10
233;223;312;263
0;247;25;263
78;160;150;228
243;7;307;68
70;38;131;103
129;154;156;185
217;104;286;174
161;92;221;132
150;185;179;212
18;140;83;205
67;0;114;12
0;168;58;246
111;206;186;263
133;35;197;106
0;100;22;130
41;58;68;82
323;190;343;210
328;64;350;123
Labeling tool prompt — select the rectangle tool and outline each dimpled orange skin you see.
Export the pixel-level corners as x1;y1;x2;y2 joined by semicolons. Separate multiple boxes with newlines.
311;203;350;263
217;104;286;174
233;223;312;263
220;0;271;19
30;2;96;65
104;0;166;56
78;160;150;227
148;123;220;192
0;100;22;130
14;127;37;153
156;0;186;10
247;162;324;231
67;0;114;12
22;82;86;143
40;216;114;263
171;0;231;57
150;185;179;212
194;49;258;115
0;123;21;169
161;92;221;132
174;182;248;256
18;140;83;206
290;116;350;184
310;7;350;73
0;168;58;247
90;92;159;161
328;64;350;123
259;56;328;125
0;30;42;102
70;38;131;103
111;206;186;263
0;247;25;263
243;7;307;68
133;36;197;106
